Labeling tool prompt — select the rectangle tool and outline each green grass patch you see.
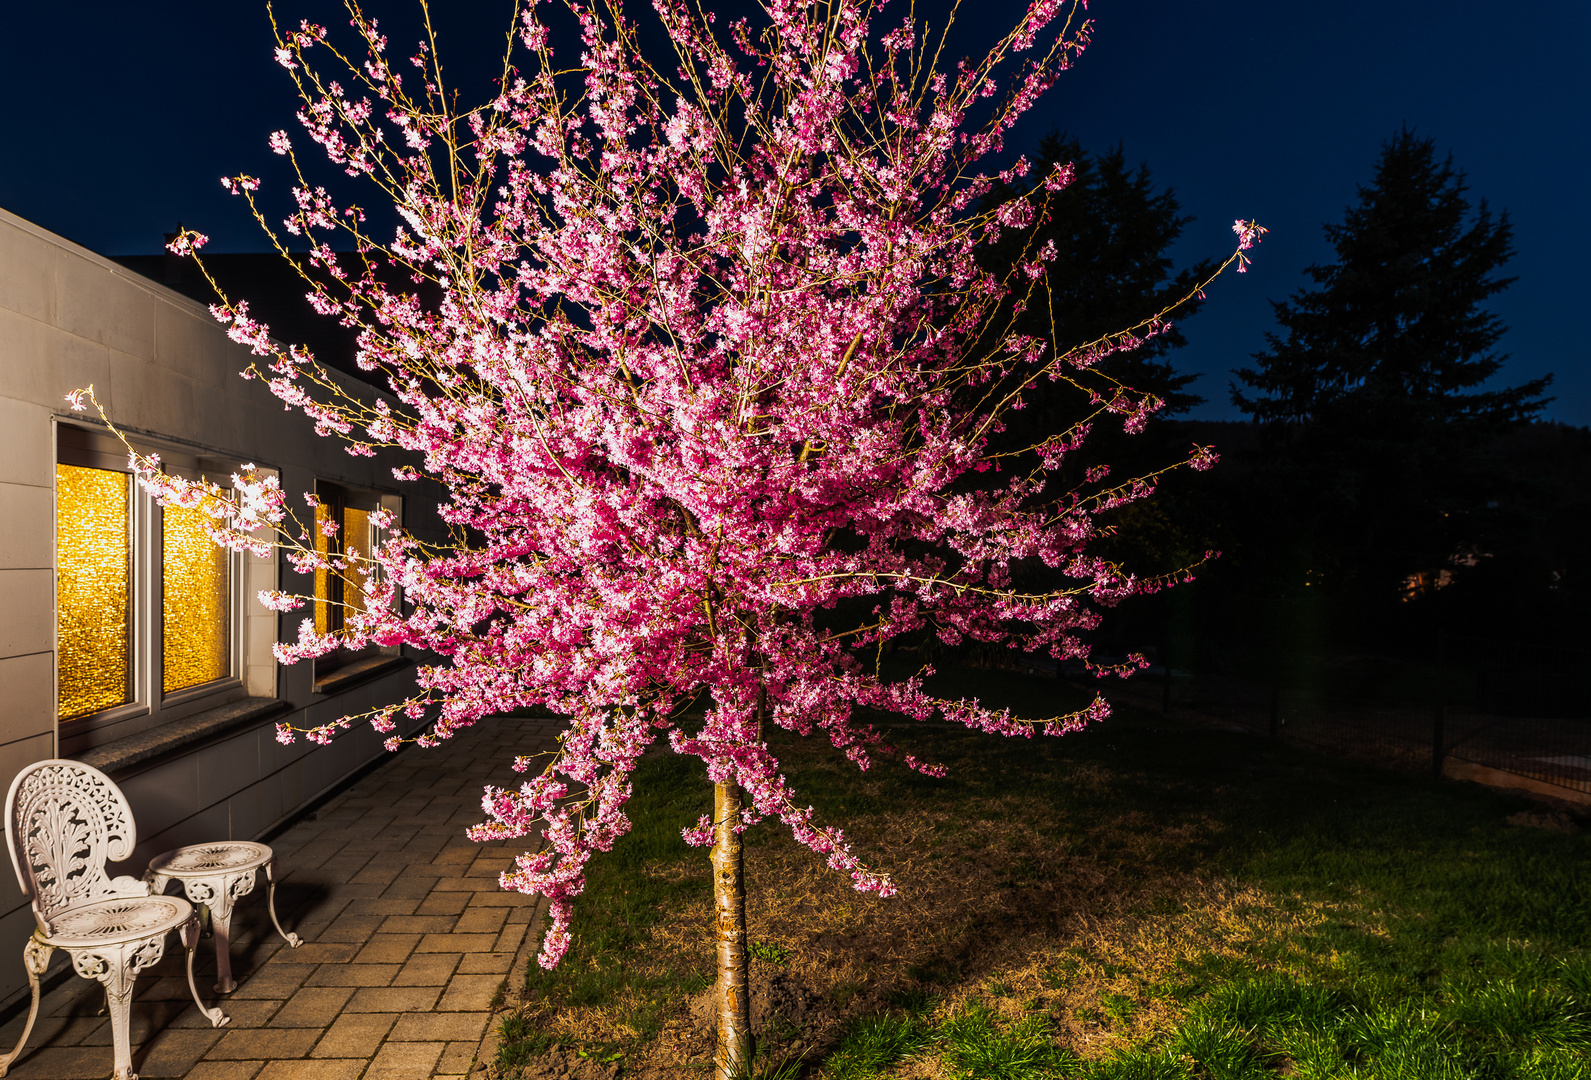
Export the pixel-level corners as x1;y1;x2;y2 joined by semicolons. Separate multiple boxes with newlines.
750;940;794;966
818;971;1591;1077
493;663;1591;1075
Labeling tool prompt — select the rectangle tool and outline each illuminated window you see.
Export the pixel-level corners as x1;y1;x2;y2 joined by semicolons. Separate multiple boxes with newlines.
56;426;245;728
343;506;374;619
162;499;232;693
313;493;380;636
310;483;399;685
55;464;133;720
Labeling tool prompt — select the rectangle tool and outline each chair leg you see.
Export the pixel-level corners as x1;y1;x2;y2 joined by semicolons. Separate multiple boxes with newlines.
179;917;229;1030
101;948;138;1080
263;858;302;948
0;938;53;1077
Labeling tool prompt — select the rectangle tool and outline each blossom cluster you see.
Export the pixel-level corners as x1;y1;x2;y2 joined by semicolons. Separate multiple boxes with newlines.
137;0;1261;969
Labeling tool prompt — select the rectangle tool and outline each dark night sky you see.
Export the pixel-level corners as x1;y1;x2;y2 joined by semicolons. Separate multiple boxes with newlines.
3;1;1586;424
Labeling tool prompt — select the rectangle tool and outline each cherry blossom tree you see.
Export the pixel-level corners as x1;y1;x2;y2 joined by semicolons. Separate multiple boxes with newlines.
80;0;1263;1072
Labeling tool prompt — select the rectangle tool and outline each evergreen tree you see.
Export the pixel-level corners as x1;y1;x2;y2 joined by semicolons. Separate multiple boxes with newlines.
992;133;1212;436
1232;128;1551;600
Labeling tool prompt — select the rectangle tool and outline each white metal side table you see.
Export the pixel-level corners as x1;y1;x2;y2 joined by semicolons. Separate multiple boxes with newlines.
145;841;303;994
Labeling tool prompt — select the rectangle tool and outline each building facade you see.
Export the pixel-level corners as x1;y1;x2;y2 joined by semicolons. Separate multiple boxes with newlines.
0;206;436;1011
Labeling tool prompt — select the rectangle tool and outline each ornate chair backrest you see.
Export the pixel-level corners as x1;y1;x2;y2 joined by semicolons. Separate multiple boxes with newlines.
5;759;138;935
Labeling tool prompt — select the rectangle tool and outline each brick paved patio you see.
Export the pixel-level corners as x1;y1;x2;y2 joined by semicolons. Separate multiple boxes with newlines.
0;716;558;1080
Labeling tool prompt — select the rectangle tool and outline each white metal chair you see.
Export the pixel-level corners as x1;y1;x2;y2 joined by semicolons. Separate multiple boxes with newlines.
1;760;228;1080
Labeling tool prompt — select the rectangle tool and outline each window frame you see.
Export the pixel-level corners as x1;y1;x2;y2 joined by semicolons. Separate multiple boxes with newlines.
55;423;249;740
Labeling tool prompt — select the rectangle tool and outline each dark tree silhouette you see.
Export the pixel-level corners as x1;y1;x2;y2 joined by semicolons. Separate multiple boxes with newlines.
1231;128;1552;600
973;136;1220;596
990;133;1213;436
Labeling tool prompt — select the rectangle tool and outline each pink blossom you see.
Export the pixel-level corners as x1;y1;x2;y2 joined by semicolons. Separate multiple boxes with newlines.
165;230;209;256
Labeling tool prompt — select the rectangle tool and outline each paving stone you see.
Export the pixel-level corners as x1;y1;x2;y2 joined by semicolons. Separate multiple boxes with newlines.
350;863;404;886
457;952;515;975
305;963;400;987
365;1040;444;1080
381;875;444;899
209;1027;322;1060
342;897;422;917
256;1061;367;1080
183;1062;265;1080
143;975;205;1001
437;974;504;1012
287;846;349;872
0;1011;106;1048
136;1027;228;1076
466;861;514;879
454;907;507;934
426;877;479;893
173;999;283;1029
416;892;471;916
437;1040;478;1074
70;998;186;1046
344;986;443;1013
464;889;539;907
392;952;461;987
310;857;376;880
353;935;422;964
494;923;528;954
311;1012;397;1058
416;933;499;953
270;987;357;1027
4;1045;124;1079
284;943;362;964
401;829;449;846
316;914;389;943
229;965;315;1000
379;914;458;934
389;1012;489;1042
317;882;389;901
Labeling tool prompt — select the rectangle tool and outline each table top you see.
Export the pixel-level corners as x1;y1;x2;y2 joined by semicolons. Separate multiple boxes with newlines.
147;841;274;877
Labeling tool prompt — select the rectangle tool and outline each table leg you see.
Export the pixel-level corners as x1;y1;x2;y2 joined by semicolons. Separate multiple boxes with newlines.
264;858;302;948
179;916;230;1029
182;876;244;994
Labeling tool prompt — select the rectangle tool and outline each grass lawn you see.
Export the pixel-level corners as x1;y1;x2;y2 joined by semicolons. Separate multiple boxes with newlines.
495;666;1591;1079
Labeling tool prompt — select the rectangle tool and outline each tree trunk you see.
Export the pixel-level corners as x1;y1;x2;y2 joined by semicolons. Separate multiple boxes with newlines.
712;779;753;1079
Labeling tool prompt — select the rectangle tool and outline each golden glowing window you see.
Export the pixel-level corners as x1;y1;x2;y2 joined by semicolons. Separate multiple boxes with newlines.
162;501;232;693
314;502;334;636
55;464;133;720
314;501;378;636
343;506;373;619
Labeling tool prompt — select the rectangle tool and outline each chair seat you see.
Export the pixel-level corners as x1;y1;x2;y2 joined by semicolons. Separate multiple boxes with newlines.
42;895;194;949
148;842;273;879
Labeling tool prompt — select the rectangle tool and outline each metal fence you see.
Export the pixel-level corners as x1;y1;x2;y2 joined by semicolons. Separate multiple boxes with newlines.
1080;639;1590;799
